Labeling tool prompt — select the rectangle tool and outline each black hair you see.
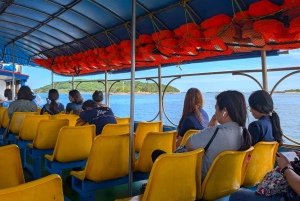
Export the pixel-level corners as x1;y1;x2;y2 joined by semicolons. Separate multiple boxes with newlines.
4;88;12;100
82;100;98;110
48;89;59;113
92;90;104;102
69;89;83;105
249;90;283;145
216;90;252;151
17;86;35;101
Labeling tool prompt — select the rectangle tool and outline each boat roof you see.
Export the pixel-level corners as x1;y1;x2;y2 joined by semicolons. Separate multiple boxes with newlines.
0;0;298;75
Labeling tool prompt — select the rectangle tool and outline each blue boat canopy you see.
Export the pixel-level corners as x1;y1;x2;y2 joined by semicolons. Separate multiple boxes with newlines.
0;0;299;75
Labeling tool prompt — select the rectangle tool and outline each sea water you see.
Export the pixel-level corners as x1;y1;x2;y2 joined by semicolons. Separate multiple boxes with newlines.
37;92;300;144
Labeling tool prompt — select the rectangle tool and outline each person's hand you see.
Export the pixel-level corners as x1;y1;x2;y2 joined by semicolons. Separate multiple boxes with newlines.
276;152;291;169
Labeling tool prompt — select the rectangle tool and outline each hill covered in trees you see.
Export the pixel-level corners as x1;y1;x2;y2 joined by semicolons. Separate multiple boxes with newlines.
34;80;180;94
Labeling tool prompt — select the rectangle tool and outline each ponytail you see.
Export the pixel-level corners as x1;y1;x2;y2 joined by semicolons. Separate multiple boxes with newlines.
239;127;252;151
270;111;283;145
49;100;59;114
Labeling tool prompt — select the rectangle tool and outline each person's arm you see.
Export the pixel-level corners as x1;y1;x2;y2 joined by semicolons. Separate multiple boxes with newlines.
208;114;218;127
65;103;71;114
176;118;194;148
79;111;88;121
7;103;14;120
277;152;300;195
248;122;260;146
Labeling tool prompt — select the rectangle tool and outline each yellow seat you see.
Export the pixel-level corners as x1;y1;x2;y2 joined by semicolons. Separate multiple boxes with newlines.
0;145;24;189
51;114;79;126
101;123;130;135
37;107;41;115
0;174;64;201
199;146;254;201
115;117;130;124
180;129;200;146
116;148;205;201
135;121;162;152
9;112;38;134
242;141;279;187
0;108;7;126
71;133;130;182
45;125;96;163
27;119;69;179
1;109;9;129
28;119;70;150
134;131;175;173
17;115;51;141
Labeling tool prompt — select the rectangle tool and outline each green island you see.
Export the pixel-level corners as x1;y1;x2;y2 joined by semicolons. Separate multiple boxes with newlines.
285;89;300;92
34;80;180;94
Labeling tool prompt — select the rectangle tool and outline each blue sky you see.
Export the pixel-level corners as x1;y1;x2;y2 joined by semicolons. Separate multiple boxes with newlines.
22;50;300;92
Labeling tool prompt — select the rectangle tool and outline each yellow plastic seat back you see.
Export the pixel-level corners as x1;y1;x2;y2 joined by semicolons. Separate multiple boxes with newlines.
9;112;37;134
46;125;96;163
36;107;41;115
180;129;200;146
115;117;130;124
0;108;7;126
134;131;175;173
116;148;204;201
30;119;69;150
101;123;130;135
0;145;25;189
243;141;279;187
135;121;162;152
1;109;9;129
18;115;50;141
200;147;254;200
51;114;79;126
0;174;64;201
71;133;130;182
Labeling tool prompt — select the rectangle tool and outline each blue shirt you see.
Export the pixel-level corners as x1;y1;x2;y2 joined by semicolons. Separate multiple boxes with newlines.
80;106;117;135
248;116;275;146
66;102;82;113
178;108;209;137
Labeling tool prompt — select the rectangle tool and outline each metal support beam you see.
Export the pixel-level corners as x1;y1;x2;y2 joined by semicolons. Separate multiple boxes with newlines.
128;0;136;196
261;50;268;91
12;43;15;100
72;75;75;90
104;71;109;106
270;70;300;96
158;65;163;123
51;71;54;89
145;78;159;122
232;72;263;90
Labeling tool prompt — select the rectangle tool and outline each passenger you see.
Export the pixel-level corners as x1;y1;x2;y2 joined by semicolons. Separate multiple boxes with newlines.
184;90;252;180
92;90;107;107
40;89;64;115
80;100;116;135
248;90;283;146
229;152;300;201
1;89;13;108
176;88;209;148
66;89;83;114
7;86;37;119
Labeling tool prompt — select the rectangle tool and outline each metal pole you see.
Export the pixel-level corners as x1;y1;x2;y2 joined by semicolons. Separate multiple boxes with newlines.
128;0;136;196
72;75;75;90
51;71;54;89
158;65;163;123
105;71;109;106
261;50;268;91
12;43;15;100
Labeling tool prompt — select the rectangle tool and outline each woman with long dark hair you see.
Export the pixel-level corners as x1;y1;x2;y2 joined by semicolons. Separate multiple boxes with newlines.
40;89;64;115
7;86;37;119
66;89;83;114
248;90;283;146
176;88;209;147
185;90;252;180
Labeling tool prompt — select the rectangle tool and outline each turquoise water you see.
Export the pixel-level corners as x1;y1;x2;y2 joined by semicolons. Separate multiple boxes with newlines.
37;92;300;143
